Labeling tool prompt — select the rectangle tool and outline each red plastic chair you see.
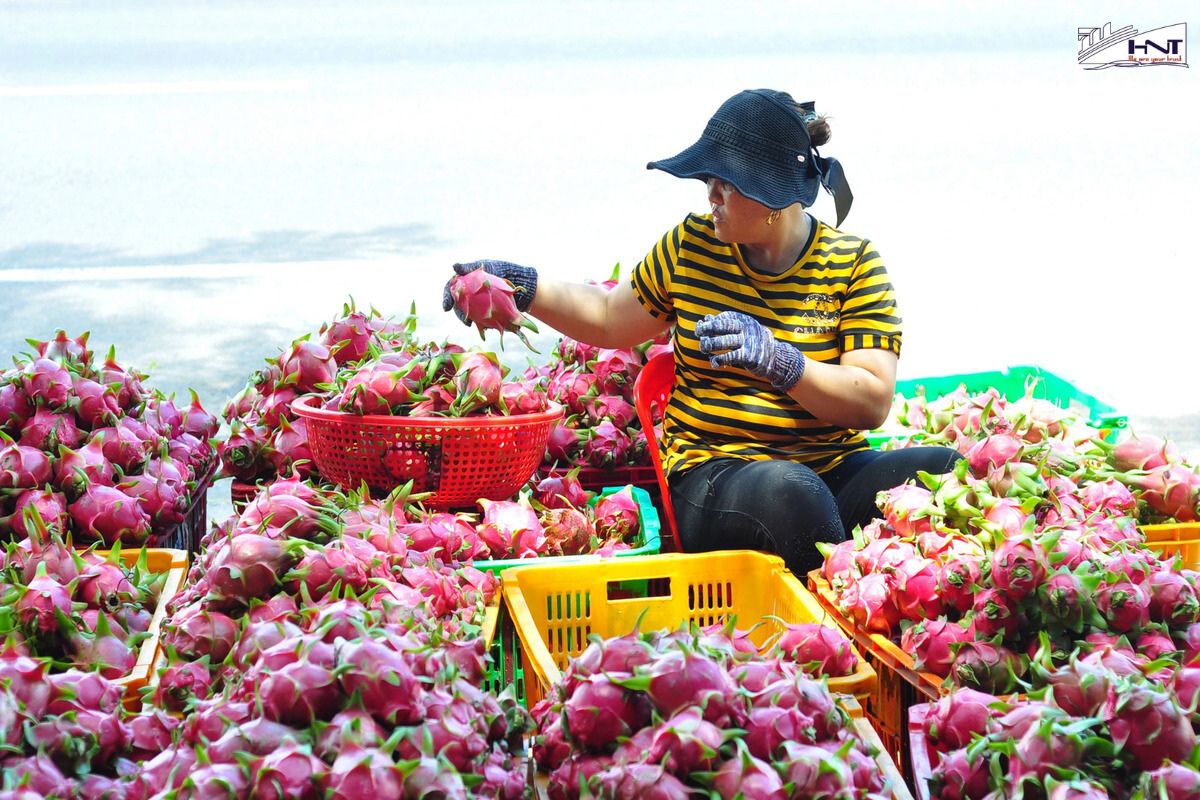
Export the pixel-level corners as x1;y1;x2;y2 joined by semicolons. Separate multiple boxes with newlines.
633;352;680;552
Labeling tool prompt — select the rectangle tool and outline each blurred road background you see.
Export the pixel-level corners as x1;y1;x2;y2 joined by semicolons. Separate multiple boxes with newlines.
2;1;1196;522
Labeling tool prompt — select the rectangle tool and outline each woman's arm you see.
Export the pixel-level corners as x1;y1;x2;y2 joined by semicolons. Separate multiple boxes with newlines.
529;279;670;349
784;348;897;431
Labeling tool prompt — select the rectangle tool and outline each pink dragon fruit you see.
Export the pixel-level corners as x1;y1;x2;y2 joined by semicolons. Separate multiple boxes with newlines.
901;618;972;678
0;382;34;429
476;498;546;558
181;388;220;439
923;687;1002;749
964;432;1023;474
534;468;591;510
776;741;857;798
499;379;549;415
279;337;337;393
161;605;239;662
450;351;503;415
878;482;937;536
1148;569;1200;625
1111;431;1179;472
936;556;981;615
894;557;945;621
327;744;405;799
584;419;633;467
448;268;538;347
1103;679;1198;771
21;406;83;451
1079;478;1137;516
320;303;378;365
253;740;328;800
53;437;116;498
71;375;122;430
265;416;313;477
2;484;68;542
259;655;343;725
91;422;151;473
16;562;75;634
637;707;725;774
1095;580;1151;633
121;471;188;529
19;357;73;408
584;393;637;428
68;483;152;545
154;659;214;711
1138;765;1200;800
1131;463;1200;522
207;533;301;603
929;746;990;800
951;641;1025;694
315;709;387;759
546;365;599;416
590;764;692;799
773;623;858;677
31;329;92;364
593;486;639;542
562;673;650;750
336;638;423;724
841;571;901;634
712;746;787;799
45;669;124;715
0;442;52;489
587;348;643;397
990;535;1048;601
544;419;584;464
338;360;422;414
541;507;595;556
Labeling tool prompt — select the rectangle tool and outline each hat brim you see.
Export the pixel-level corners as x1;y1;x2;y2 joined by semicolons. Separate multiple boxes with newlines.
647;136;818;210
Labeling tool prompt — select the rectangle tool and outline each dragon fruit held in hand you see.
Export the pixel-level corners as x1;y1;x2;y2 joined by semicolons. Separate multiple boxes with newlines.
447;268;539;349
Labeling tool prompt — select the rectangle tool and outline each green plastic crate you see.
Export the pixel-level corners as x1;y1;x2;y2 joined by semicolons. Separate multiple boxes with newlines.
477;485;662;706
867;364;1127;448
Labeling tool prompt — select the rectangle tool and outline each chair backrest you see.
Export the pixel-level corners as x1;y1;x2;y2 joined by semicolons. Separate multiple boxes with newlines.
633;352;680;551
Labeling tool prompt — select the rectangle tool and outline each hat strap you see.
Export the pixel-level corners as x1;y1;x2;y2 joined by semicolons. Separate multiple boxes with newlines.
812;151;853;226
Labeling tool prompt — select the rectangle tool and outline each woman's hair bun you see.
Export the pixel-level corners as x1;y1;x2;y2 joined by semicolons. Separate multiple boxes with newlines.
807;114;832;148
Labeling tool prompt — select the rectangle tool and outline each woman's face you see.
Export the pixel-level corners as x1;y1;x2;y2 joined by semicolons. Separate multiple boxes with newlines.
706;178;770;243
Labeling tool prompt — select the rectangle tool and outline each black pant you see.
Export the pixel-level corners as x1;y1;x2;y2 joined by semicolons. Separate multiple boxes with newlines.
669;447;962;576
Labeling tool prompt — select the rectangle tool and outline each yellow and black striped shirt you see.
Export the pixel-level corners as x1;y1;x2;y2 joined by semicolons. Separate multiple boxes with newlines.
631;213;902;477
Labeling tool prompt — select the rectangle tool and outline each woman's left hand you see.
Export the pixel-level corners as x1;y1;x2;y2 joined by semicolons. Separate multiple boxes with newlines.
696;311;805;390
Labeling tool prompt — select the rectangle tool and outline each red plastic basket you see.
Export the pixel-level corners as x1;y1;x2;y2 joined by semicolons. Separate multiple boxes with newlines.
291;396;564;509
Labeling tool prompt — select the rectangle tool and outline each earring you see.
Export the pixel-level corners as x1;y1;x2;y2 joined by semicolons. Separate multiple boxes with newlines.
766;210;782;226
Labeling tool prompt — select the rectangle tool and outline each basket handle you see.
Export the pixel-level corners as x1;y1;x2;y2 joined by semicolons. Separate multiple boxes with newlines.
606;576;673;602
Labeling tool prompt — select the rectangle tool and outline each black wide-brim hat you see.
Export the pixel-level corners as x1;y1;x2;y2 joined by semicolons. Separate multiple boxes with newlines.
647;88;853;225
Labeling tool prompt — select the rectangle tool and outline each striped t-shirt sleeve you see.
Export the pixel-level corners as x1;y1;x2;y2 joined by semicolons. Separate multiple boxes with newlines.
630;223;682;322
839;239;903;355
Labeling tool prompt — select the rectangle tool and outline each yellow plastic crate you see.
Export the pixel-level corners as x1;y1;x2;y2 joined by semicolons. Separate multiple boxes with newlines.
501;551;876;710
1142;521;1200;567
109;548;189;709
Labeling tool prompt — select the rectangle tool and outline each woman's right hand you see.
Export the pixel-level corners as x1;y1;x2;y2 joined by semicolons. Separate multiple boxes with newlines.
441;260;539;325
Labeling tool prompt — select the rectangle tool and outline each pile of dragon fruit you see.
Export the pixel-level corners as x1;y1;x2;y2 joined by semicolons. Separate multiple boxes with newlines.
821;428;1200;694
0;331;220;546
0;532;169;680
0;651;189;798
917;654;1200;799
878;381;1199;524
137;477;536;798
530;621;897;799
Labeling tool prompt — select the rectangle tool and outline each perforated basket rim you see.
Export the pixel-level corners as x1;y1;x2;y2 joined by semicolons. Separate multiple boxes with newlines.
291;394;564;429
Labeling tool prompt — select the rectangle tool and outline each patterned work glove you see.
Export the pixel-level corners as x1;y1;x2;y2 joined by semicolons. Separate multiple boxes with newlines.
442;260;539;325
695;311;806;391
